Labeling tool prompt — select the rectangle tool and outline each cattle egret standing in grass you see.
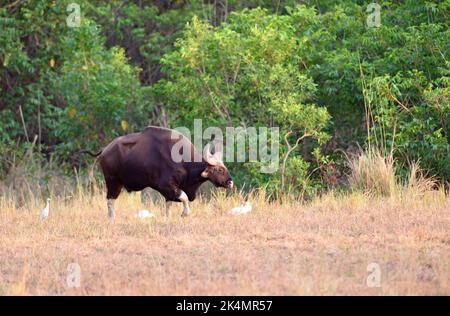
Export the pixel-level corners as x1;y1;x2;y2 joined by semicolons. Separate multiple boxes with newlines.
40;198;51;220
136;210;155;219
229;202;252;215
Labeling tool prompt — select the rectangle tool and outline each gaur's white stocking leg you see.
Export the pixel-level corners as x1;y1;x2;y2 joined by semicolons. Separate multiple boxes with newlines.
107;199;116;219
165;201;172;217
178;191;190;217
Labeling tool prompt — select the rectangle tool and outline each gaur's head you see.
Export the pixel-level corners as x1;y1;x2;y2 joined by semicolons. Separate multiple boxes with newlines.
201;144;233;189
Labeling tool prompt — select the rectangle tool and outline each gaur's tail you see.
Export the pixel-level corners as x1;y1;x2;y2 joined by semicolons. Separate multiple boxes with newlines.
78;149;103;157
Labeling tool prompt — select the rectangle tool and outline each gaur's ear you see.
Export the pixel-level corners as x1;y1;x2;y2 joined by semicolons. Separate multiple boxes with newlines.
201;170;209;178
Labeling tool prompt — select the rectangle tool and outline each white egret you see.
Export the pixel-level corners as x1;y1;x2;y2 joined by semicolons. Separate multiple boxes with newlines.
229;202;252;215
40;198;51;220
136;210;155;219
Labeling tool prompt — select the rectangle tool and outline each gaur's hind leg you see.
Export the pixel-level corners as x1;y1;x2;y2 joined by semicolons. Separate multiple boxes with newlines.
107;199;116;219
165;201;172;217
105;178;122;219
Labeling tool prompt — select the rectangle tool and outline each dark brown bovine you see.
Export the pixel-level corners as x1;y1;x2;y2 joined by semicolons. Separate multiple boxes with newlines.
86;126;233;218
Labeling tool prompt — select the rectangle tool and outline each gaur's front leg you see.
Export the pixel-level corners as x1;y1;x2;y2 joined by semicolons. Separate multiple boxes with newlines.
161;188;190;217
159;177;191;217
178;191;190;217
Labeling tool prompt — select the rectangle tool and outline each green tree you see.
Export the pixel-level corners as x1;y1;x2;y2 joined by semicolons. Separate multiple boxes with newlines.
54;19;150;155
157;9;331;195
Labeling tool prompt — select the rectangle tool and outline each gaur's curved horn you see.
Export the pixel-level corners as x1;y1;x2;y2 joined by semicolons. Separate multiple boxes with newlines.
203;142;223;166
213;145;223;162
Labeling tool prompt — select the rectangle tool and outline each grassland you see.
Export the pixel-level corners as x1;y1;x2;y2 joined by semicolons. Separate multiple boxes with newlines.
0;186;448;295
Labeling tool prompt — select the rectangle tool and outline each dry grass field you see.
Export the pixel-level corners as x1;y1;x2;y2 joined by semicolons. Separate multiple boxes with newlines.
0;185;449;296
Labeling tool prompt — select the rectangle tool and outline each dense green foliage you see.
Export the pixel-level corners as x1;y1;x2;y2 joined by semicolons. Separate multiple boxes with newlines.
157;10;331;192
1;1;448;193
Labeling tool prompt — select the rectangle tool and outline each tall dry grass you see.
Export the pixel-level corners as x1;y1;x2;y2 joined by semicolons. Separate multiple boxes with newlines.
405;161;437;195
347;149;440;198
347;150;397;196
